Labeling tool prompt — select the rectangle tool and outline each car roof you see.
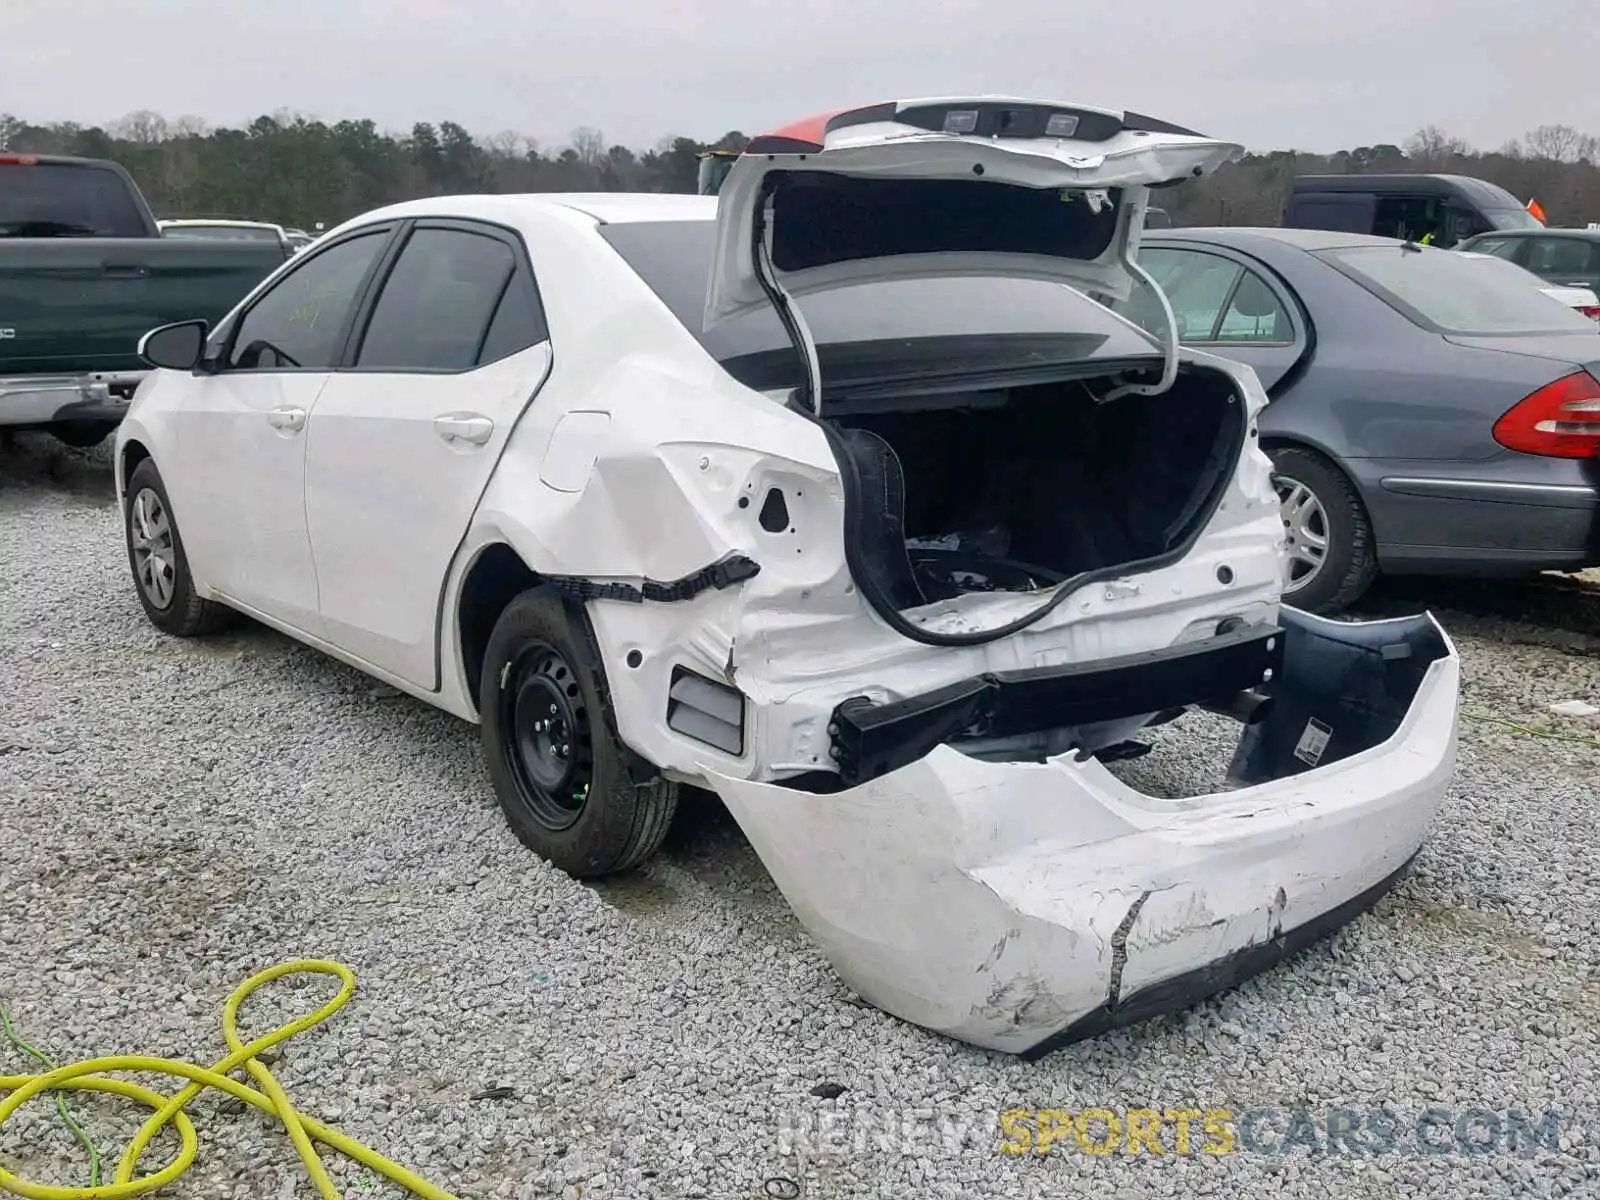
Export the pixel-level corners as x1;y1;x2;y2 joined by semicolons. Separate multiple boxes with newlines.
160;219;282;229
1145;226;1404;252
1288;173;1525;207
1462;227;1600;240
351;192;717;228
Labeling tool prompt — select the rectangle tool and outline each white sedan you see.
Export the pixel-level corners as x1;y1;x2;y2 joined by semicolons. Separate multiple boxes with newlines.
116;97;1461;1056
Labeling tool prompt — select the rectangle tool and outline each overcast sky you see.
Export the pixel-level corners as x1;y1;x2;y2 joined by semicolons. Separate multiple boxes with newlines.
3;0;1596;155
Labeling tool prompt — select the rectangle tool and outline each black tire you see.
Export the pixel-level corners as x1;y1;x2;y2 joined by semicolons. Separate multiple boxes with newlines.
480;587;678;878
1267;445;1378;615
49;421;118;449
123;458;234;636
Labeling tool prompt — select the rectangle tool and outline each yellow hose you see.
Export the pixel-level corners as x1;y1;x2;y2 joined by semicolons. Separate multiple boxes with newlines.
0;960;461;1200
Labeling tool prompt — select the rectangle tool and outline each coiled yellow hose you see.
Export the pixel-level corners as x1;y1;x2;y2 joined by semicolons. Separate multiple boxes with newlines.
0;960;461;1200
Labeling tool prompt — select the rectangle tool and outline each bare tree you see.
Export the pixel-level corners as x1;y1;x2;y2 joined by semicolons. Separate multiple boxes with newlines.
569;126;605;167
1522;124;1586;163
0;113;20;151
486;130;529;158
1404;125;1469;168
114;109;169;144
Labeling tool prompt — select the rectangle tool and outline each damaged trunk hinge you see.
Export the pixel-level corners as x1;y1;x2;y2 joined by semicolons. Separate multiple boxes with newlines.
1104;193;1179;403
751;182;824;416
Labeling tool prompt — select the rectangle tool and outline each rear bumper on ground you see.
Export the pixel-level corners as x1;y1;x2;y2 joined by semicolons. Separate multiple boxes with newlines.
706;607;1459;1056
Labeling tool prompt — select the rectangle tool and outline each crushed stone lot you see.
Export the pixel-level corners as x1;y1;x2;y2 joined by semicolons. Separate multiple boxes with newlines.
2;433;1598;1200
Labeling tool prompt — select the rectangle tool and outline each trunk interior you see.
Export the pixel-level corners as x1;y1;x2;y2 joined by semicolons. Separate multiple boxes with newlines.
826;366;1246;616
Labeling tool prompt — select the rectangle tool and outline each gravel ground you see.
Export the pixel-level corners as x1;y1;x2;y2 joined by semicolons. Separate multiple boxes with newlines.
2;432;1598;1200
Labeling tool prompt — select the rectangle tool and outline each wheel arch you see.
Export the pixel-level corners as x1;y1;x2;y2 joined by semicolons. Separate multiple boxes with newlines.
454;541;543;715
118;437;154;504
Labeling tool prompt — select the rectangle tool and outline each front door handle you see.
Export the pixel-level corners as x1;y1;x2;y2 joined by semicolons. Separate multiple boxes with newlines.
433;413;493;445
266;406;306;432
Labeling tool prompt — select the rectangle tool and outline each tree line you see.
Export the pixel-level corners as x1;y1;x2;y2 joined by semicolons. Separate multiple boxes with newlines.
2;109;1598;231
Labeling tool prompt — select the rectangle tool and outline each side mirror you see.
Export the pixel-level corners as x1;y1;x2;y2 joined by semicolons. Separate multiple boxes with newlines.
138;320;209;371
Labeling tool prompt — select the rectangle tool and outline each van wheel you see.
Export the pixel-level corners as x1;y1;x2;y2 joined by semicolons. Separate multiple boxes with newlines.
124;458;234;636
1267;446;1378;615
479;587;678;878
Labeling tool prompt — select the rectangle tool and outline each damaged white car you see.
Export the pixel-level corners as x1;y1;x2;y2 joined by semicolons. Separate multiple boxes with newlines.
116;97;1461;1057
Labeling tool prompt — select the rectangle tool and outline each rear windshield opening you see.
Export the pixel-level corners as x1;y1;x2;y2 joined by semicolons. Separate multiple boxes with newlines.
1317;244;1599;336
597;218;1160;391
0;163;148;238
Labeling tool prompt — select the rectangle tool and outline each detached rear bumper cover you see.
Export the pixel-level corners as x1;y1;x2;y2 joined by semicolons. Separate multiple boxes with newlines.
706;608;1459;1056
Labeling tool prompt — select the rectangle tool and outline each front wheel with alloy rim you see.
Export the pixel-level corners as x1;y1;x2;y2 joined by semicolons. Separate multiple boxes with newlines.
123;458;234;636
1266;445;1378;615
479;587;679;878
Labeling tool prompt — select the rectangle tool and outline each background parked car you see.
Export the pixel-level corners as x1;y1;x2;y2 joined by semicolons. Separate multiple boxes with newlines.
1456;250;1600;320
158;218;298;256
1456;226;1600;300
1114;228;1600;613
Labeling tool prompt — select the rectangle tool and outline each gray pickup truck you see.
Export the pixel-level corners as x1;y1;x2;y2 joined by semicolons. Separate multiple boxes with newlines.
1;153;290;447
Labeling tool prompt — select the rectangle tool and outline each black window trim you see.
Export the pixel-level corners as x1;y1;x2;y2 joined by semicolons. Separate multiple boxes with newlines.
1139;242;1304;349
209;222;402;375
337;216;551;376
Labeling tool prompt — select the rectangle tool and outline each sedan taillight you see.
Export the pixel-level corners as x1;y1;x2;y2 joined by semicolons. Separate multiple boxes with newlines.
1578;304;1600;321
1492;370;1600;458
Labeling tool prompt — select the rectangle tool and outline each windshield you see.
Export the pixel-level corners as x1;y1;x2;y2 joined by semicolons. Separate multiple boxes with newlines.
1316;243;1598;335
598;219;1160;388
0;162;148;237
163;224;281;242
1486;208;1544;231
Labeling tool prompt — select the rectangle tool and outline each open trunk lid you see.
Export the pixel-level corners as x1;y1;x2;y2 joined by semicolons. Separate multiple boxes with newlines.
703;98;1244;335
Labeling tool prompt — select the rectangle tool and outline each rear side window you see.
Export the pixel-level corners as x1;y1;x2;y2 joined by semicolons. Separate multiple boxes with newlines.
1317;244;1599;335
1129;248;1241;340
1522;238;1600;289
355;227;541;371
0;162;149;237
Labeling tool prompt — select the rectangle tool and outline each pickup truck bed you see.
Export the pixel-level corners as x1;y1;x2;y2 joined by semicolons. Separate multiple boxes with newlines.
1;153;289;445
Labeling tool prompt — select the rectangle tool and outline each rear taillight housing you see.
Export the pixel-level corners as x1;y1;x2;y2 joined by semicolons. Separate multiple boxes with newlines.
0;153;38;165
1579;304;1600;321
1492;370;1600;458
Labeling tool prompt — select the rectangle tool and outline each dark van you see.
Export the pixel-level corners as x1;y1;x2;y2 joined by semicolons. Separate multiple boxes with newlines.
1282;174;1542;248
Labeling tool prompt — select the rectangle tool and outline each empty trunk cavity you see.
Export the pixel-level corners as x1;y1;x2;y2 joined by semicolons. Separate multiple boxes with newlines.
828;365;1246;632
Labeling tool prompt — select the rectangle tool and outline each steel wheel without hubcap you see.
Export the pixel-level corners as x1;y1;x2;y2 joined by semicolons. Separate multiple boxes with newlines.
1273;474;1330;594
498;642;595;832
129;487;177;609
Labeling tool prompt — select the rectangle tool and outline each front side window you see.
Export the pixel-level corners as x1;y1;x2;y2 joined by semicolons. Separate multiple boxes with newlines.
227;230;388;370
1318;243;1599;335
354;227;529;371
1464;237;1519;261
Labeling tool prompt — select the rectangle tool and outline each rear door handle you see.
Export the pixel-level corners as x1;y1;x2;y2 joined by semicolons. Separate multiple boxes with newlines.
100;261;149;279
433;413;493;445
266;406;306;432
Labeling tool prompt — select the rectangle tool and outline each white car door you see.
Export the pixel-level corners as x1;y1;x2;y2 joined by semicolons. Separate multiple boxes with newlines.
302;220;553;689
172;226;395;635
